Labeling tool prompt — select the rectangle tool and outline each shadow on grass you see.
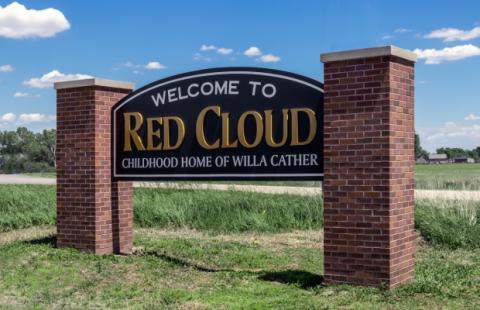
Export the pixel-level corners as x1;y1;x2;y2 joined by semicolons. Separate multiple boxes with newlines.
259;270;324;289
24;235;56;246
143;250;324;289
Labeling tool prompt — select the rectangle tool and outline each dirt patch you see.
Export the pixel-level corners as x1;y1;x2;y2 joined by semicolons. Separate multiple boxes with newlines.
0;226;55;246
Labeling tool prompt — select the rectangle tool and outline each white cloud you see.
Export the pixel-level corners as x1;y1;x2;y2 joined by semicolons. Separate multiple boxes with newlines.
426;122;480;140
382;35;394;40
413;44;480;64
200;44;217;51
13;92;27;97
0;113;16;122
243;46;281;62
23;70;92;88
0;2;70;39
199;44;233;55
465;113;480;121
425;26;480;42
244;46;262;57
0;64;13;72
217;47;233;55
18;113;55;123
419;121;480;151
13;92;39;98
259;54;280;63
144;61;166;70
123;61;166;72
395;28;411;33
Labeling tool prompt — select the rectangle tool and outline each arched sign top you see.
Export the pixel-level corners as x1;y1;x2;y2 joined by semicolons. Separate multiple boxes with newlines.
112;67;324;180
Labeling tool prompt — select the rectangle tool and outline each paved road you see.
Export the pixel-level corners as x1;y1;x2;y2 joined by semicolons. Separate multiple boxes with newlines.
1;174;479;201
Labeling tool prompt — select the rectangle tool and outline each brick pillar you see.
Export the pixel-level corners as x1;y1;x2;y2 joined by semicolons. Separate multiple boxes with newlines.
321;46;416;289
55;78;134;255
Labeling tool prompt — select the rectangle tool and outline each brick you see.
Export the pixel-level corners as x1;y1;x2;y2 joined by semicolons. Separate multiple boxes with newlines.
56;84;133;255
322;51;415;289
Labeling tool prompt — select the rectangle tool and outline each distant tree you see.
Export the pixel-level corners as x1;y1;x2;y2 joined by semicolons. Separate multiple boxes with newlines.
436;147;468;159
0;127;56;173
414;133;428;159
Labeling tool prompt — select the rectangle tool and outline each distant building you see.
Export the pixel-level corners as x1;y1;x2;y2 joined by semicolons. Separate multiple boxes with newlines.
453;156;475;164
416;156;428;164
428;153;448;164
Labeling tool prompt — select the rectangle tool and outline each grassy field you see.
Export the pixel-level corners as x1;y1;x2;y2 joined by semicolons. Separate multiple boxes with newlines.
0;228;479;309
415;163;480;190
20;163;480;190
1;184;479;308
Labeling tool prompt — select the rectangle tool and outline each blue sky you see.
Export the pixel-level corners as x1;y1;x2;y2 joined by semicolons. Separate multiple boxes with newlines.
0;0;479;152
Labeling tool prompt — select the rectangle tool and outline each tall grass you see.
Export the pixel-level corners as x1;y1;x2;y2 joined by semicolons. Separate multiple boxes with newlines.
133;188;323;232
1;184;479;249
415;199;480;249
0;185;56;232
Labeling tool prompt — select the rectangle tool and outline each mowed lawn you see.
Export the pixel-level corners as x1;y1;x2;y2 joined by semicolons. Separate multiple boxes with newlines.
0;184;479;309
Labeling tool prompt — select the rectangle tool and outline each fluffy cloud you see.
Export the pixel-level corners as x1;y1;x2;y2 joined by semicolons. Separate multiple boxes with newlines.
413;44;480;64
395;28;411;33
18;113;56;123
0;113;16;122
425;26;480;42
244;46;262;57
259;54;280;63
200;44;217;51
217;47;233;55
144;61;166;70
0;2;70;39
382;35;394;40
0;64;13;72
199;44;233;55
465;113;480;121
23;70;92;88
243;46;280;62
124;61;166;72
419;121;480;151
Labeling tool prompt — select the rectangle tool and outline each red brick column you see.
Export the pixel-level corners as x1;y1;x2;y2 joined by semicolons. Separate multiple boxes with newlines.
55;78;134;255
321;46;416;289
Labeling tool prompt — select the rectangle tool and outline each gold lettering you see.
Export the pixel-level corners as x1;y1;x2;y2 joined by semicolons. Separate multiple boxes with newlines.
146;117;162;151
163;116;185;150
238;111;263;148
265;109;289;147
196;106;220;149
123;112;145;151
291;108;317;146
221;112;238;148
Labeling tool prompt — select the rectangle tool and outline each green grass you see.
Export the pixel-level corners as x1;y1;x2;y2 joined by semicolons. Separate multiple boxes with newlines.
0;229;479;309
0;185;323;234
134;187;323;233
415;163;480;190
1;184;480;308
415;199;480;249
1;184;479;251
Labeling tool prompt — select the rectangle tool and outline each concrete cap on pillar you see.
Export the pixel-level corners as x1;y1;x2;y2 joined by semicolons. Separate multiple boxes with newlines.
320;45;417;63
54;78;134;90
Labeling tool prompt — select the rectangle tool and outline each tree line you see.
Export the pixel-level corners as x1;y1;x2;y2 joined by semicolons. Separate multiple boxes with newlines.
415;133;480;161
0;127;55;173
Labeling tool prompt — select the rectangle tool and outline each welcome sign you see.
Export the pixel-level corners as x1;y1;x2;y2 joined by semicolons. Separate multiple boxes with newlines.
112;67;324;180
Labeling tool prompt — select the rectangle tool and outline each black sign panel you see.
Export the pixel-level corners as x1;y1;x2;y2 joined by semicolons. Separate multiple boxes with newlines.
112;67;323;180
